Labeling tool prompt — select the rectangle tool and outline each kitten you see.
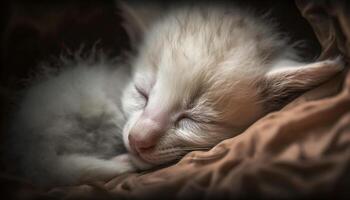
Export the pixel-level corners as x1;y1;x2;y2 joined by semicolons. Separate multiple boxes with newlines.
4;1;344;188
119;1;344;169
4;53;136;187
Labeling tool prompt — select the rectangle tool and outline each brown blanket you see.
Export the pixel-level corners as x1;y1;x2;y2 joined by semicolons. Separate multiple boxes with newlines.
1;0;350;199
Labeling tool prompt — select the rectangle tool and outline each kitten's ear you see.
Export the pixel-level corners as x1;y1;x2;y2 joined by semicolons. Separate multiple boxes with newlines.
259;57;345;111
117;0;164;48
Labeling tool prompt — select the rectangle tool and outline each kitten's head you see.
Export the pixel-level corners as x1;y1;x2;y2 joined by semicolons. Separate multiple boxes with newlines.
118;1;340;168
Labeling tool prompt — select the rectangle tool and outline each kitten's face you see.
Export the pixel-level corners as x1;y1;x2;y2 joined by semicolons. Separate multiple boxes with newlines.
121;15;266;167
120;3;342;168
122;65;262;167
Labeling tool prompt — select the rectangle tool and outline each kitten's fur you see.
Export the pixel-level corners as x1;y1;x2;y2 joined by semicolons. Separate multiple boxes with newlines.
5;54;135;187
4;1;344;187
120;1;344;168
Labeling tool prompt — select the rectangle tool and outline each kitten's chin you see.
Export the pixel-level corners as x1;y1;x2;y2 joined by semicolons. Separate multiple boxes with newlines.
129;154;155;170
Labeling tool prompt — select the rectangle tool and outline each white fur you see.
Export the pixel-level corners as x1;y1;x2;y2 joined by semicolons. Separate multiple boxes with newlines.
6;59;135;187
121;2;344;167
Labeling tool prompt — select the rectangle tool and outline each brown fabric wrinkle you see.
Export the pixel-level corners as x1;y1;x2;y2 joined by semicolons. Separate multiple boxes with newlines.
323;112;350;156
180;146;228;165
176;170;212;199
264;98;348;159
296;0;338;59
296;0;350;61
104;173;134;190
331;1;350;61
257;164;301;197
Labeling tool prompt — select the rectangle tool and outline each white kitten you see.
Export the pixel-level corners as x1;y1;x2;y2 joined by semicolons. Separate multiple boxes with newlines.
4;54;136;187
119;1;344;169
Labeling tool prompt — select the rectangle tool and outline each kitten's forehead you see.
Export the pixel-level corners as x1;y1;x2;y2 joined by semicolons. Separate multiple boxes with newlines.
133;5;266;125
137;5;267;84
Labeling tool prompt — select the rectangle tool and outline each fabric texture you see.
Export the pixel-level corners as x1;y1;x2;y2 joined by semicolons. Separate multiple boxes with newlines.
1;0;350;199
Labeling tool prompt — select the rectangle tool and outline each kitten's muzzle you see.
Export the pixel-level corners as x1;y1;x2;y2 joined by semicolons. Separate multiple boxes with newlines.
128;134;156;153
128;117;166;154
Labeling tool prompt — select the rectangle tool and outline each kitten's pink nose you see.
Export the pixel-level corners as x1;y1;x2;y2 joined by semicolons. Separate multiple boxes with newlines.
128;118;165;153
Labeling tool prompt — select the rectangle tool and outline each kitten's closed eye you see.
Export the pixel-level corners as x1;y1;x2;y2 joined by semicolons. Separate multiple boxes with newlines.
135;85;148;106
175;113;198;129
177;117;205;136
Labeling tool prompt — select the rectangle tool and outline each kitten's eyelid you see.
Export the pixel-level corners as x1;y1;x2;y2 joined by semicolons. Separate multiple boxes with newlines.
177;113;188;121
134;85;148;100
175;112;196;125
175;115;189;128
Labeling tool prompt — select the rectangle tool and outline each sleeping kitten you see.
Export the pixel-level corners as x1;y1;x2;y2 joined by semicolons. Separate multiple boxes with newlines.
4;1;344;187
118;1;344;169
4;53;136;187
